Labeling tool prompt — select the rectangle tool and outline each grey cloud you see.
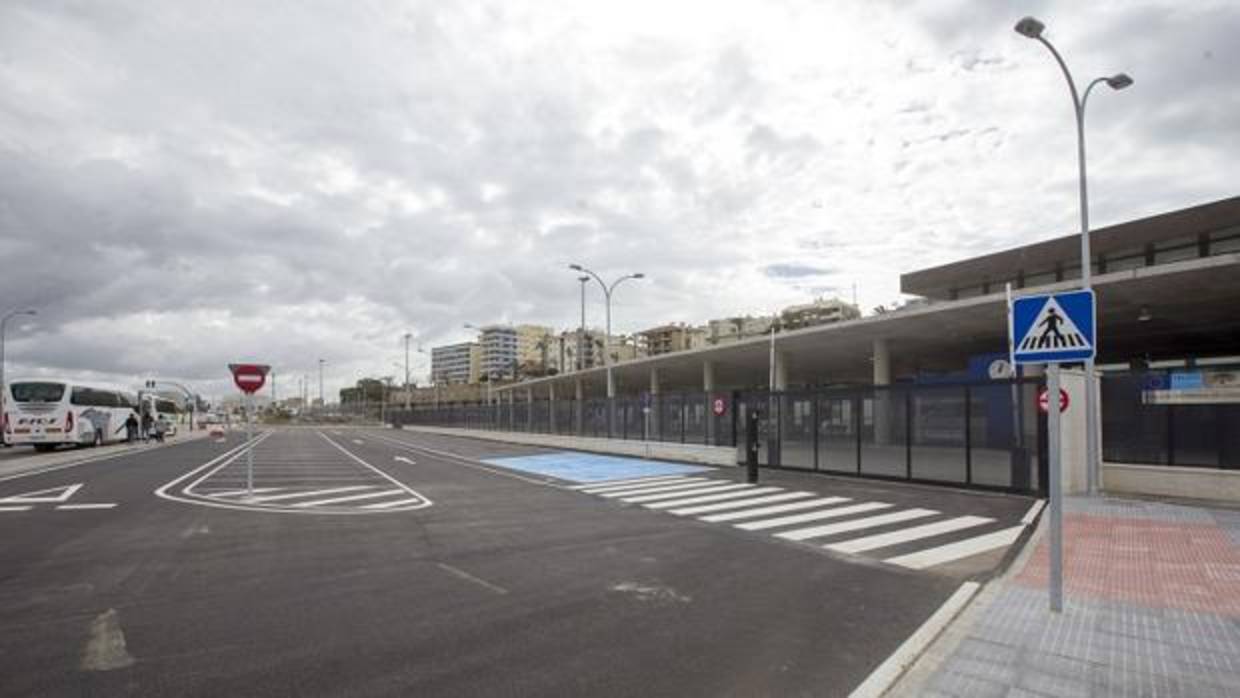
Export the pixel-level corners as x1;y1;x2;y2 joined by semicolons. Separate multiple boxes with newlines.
765;263;833;278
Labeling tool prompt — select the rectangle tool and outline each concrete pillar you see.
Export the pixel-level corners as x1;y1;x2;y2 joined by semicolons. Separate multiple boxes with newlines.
649;367;661;441
526;387;534;432
548;382;557;434
574;378;584;435
873;338;892;446
703;361;717;444
774;351;789;391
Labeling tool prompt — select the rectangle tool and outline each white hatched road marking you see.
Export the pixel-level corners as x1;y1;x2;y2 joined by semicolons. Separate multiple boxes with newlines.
244;486;374;503
644;486;784;510
699;497;852;523
736;502;891;531
825;516;994;555
619;483;753;504
572;475;690;491
776;509;939;542
0;506;33;512
55;503;117;510
595;479;714;497
884;525;1025;570
362;497;426;510
292;489;405;508
204;487;279;497
669;491;815;516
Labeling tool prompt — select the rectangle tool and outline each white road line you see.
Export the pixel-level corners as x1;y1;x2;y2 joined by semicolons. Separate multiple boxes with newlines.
700;497;852;523
292;489;405;508
618;483;753;504
247;486;374;503
595;479;715;497
644;487;785;510
56;503;118;510
571;475;689;491
825;516;994;555
436;562;508;595
669;491;816;516
884;524;1025;570
735;501;890;531
579;477;703;494
393;456;416;465
775;509;938;542
204;487;279;497
352;439;365;445
1021;499;1046;525
316;432;433;510
362;497;426;510
0;506;33;512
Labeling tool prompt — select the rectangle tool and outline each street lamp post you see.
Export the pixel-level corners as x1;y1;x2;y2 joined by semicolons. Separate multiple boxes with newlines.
1016;16;1132;496
576;275;589;371
0;308;37;447
318;358;325;413
403;332;413;410
568;265;645;399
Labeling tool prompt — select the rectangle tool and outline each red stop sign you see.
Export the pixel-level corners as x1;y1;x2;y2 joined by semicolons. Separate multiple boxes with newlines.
1038;387;1069;414
229;363;270;395
712;397;727;416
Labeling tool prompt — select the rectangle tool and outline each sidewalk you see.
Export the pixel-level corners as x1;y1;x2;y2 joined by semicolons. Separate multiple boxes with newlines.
897;495;1240;697
0;429;211;480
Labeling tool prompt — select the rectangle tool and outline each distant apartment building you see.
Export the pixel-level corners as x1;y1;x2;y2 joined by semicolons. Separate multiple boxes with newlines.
432;342;481;384
477;326;519;379
706;315;777;345
638;323;708;356
779;297;861;330
516;324;556;373
556;328;608;371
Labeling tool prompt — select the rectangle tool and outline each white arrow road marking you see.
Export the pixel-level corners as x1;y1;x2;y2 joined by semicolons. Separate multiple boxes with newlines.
0;483;83;504
394;456;416;465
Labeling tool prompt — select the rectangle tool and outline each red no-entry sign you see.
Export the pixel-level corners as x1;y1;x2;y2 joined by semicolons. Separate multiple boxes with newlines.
712;397;727;416
229;363;270;395
1038;387;1069;414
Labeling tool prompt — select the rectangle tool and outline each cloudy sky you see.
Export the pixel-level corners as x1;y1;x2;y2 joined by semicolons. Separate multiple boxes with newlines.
2;0;1237;401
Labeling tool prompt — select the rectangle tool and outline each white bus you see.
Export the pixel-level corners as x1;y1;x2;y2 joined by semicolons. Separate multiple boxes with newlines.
139;393;181;437
3;379;140;451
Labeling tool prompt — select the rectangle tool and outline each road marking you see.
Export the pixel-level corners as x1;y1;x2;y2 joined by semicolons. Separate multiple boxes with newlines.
0;506;33;512
291;488;404;508
364;433;558;486
849;581;980;698
825;516;993;554
80;608;134;671
362;497;426;510
0;483;83;504
669;492;816;516
619;483;753;503
596;479;715;497
571;475;689;491
699;496;852;523
776;509;938;542
736;501;891;531
203;487;279;497
436;562;508;595
644;486;784;510
394;456;416;465
316;432;432;510
243;486;373;503
56;503;118;510
352;439;365;445
884;524;1025;570
1021;499;1046;525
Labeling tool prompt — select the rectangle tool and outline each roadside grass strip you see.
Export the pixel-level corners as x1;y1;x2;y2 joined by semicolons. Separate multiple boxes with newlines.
481;452;711;484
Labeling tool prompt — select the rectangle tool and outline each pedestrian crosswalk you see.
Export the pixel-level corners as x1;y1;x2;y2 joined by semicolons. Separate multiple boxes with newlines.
570;475;1033;570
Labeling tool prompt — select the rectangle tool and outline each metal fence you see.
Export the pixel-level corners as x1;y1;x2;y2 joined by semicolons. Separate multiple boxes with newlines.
391;379;1047;495
1102;371;1240;469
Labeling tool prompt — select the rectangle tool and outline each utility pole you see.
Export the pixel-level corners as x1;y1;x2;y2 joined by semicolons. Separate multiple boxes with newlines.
404;332;413;410
318;359;325;412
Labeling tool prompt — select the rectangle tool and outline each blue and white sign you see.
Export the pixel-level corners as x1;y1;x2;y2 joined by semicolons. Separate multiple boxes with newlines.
1011;290;1096;365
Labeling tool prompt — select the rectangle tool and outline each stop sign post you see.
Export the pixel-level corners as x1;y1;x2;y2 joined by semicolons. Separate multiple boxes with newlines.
229;363;270;496
712;397;727;417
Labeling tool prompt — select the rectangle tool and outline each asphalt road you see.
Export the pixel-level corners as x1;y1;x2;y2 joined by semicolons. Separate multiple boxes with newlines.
0;427;1034;697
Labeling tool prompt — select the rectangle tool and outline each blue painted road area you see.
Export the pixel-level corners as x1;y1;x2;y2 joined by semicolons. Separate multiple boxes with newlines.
482;452;711;484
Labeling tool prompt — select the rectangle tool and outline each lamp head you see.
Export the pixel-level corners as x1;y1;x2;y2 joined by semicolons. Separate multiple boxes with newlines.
568;264;583;271
1014;16;1045;39
632;273;646;279
578;275;589;283
1106;73;1134;90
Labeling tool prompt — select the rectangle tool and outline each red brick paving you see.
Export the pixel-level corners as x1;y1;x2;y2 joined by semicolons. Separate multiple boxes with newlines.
1016;512;1240;616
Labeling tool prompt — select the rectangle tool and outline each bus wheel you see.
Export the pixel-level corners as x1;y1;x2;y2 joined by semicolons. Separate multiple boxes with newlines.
93;430;103;447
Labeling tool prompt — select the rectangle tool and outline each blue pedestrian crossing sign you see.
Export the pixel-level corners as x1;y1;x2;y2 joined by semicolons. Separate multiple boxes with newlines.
1010;290;1096;364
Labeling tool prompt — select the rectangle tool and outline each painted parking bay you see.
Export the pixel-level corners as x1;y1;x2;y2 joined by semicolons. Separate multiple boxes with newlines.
156;429;431;515
481;451;711;484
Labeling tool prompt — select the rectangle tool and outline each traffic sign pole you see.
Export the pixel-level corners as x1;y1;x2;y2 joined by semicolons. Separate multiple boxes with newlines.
1047;364;1063;613
246;392;254;496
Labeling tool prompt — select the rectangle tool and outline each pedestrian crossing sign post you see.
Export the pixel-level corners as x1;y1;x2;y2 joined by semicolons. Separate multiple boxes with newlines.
1010;290;1095;365
1006;288;1095;615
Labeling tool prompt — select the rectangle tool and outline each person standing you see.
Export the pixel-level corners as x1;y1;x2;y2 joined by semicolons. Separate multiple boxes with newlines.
125;413;138;443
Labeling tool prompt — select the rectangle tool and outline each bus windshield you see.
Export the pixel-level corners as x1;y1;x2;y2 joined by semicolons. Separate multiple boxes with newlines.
9;382;67;403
